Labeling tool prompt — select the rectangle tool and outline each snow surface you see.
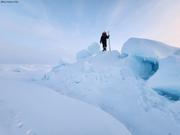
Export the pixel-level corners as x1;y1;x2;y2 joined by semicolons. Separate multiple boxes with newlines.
42;38;180;135
1;37;180;135
0;65;132;135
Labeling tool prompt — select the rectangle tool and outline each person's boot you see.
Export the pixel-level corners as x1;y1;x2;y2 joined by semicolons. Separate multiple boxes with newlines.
103;47;106;51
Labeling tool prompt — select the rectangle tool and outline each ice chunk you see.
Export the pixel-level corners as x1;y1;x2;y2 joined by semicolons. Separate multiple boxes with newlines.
87;42;100;55
76;42;100;61
122;37;177;59
76;49;91;60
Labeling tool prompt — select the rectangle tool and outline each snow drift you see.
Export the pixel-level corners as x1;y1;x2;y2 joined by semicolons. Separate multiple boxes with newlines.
42;38;180;135
1;37;180;135
0;65;132;135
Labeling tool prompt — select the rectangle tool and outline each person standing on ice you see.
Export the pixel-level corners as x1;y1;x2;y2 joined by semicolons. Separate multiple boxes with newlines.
100;32;110;51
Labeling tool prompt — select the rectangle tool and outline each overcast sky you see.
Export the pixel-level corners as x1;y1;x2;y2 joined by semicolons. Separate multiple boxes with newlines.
0;0;180;64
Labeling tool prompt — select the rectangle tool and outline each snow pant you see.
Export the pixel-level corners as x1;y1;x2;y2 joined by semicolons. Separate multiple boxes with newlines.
102;43;107;51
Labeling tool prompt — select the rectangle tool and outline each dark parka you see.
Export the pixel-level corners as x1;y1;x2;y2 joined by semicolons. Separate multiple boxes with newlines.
100;32;109;51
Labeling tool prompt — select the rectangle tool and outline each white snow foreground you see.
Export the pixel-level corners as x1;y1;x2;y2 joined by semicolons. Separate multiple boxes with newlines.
0;66;132;135
43;39;180;135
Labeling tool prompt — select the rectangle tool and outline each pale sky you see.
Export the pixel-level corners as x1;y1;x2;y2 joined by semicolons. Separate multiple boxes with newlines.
0;0;180;64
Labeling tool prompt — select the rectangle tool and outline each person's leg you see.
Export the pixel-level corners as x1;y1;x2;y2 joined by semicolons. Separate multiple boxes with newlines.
102;44;105;51
103;44;106;51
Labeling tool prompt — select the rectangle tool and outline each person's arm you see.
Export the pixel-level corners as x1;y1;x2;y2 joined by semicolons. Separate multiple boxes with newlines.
107;35;110;39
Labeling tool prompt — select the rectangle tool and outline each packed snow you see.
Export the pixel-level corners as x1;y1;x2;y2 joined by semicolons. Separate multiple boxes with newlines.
1;37;180;135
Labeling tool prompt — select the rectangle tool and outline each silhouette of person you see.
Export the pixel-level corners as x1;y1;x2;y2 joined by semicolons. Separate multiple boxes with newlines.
100;32;110;51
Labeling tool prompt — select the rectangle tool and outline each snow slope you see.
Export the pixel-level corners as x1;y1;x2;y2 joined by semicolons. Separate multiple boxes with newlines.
42;39;180;135
1;37;180;135
0;65;132;135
